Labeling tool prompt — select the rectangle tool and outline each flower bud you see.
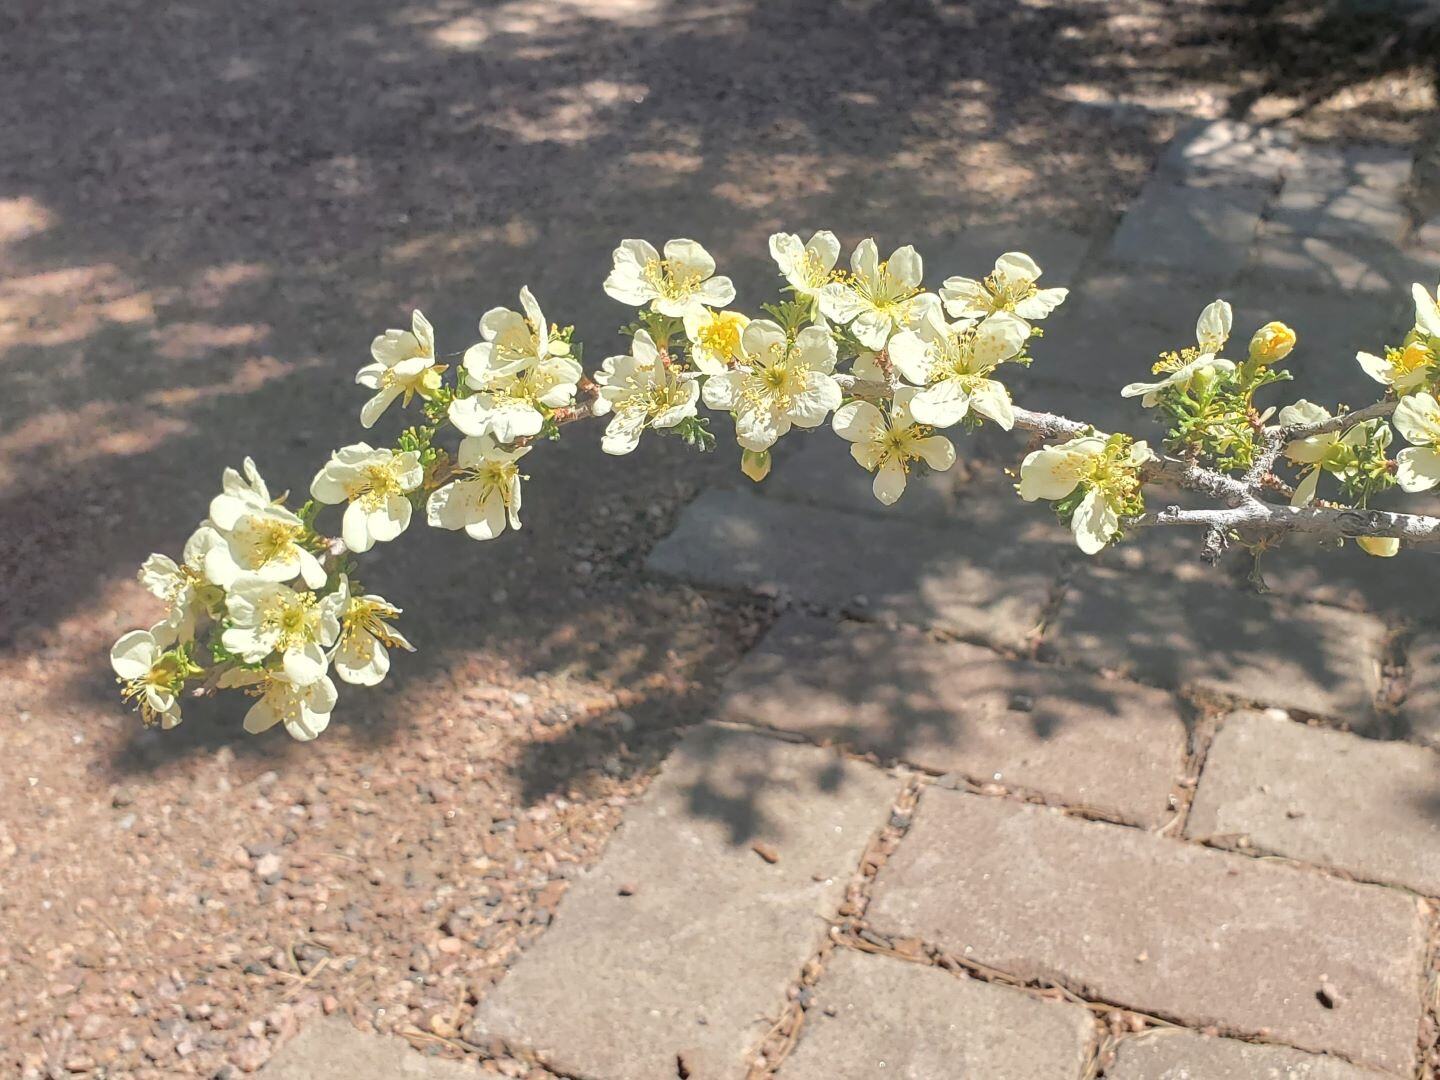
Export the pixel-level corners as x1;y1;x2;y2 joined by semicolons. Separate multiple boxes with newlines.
740;449;771;483
1357;535;1399;558
1248;321;1296;365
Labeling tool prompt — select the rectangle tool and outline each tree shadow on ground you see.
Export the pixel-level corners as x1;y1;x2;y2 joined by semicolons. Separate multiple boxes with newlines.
3;0;1437;840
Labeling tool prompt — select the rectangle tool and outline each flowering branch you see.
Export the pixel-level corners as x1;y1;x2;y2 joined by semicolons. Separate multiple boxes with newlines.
108;234;1440;740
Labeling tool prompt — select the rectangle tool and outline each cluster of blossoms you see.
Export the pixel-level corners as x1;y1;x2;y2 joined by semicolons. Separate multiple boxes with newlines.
112;231;1440;739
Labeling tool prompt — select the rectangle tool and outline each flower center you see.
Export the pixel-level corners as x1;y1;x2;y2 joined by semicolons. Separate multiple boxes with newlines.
261;591;319;651
983;273;1038;311
696;316;741;360
357;462;405;510
642;258;705;302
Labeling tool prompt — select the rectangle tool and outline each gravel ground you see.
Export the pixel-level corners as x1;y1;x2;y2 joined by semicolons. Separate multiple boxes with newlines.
0;0;1434;1076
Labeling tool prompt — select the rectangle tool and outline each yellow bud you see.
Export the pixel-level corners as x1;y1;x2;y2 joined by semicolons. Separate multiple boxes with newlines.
740;449;771;483
1248;322;1296;365
1357;535;1399;558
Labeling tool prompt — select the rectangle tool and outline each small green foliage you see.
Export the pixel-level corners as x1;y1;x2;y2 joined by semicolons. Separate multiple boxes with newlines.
670;415;716;452
760;299;816;338
621;311;684;349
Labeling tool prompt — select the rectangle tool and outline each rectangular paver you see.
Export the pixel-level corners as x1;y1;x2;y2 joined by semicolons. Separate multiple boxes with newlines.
473;723;899;1080
779;948;1095;1080
1186;710;1440;894
720;613;1187;826
1107;180;1271;279
647;487;1065;648
868;788;1427;1074
259;1018;477;1079
1401;633;1440;749
1048;566;1384;721
1108;1029;1384;1080
1157;119;1296;188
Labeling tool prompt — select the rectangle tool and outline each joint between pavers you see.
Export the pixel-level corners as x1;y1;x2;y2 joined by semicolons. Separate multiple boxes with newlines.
743;775;923;1078
1416;908;1440;1079
829;923;1388;1079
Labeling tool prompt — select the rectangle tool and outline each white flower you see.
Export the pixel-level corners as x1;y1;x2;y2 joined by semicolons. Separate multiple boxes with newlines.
220;667;338;742
1280;400;1347;506
111;626;186;729
592;331;701;455
330;576;413;687
888;310;1029;430
310;444;423;554
138;523;226;640
1121;300;1235;406
603;238;735;317
471;286;570;374
818;239;939;350
221;575;341;686
1356;339;1436;394
681;308;750;374
1415;282;1440;338
768;230;841;302
1193;299;1233;354
425;435;530;541
831;386;955;505
206;459;328;590
701;320;841;451
1393;391;1440;493
448;290;583;443
356;310;445;428
1018;434;1152;554
939;252;1067;327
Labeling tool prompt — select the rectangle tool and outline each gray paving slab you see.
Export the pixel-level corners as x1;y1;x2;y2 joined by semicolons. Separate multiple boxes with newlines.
647;487;1066;649
720;613;1187;825
472;723;900;1080
868;788;1427;1074
1047;566;1384;721
258;1018;477;1079
1186;710;1440;894
779;948;1095;1080
1108;1028;1385;1079
1108;181;1271;280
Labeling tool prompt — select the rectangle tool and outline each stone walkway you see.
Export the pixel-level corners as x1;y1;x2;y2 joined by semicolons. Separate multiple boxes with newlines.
267;122;1440;1078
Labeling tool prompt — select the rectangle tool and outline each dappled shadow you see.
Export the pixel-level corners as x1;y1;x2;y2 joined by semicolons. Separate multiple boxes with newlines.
0;0;1433;829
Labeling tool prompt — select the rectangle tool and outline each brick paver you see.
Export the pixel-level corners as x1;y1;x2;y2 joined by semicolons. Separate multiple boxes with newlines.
258;1018;476;1079
472;723;899;1080
1107;180;1271;279
1107;1029;1384;1079
1186;710;1440;894
459;121;1440;1080
646;487;1064;649
720;613;1187;826
868;788;1427;1073
1047;566;1385;720
1402;632;1440;748
779;948;1095;1080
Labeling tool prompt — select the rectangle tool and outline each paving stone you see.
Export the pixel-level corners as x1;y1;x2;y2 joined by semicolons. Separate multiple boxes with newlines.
779;948;1095;1080
1266;145;1413;244
1157;119;1297;189
868;788;1427;1074
647;487;1065;649
1108;181;1271;280
1239;228;1431;297
1108;1029;1385;1080
472;723;899;1080
1101;525;1440;624
764;428;965;521
1401;632;1440;748
259;1018;477;1079
720;613;1187;826
1230;288;1411;412
1186;710;1440;894
1048;565;1384;721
